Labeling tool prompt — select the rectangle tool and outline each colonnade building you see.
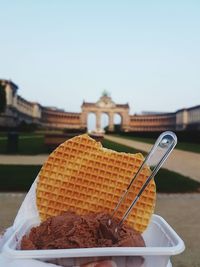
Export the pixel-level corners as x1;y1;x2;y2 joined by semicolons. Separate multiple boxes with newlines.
1;79;200;132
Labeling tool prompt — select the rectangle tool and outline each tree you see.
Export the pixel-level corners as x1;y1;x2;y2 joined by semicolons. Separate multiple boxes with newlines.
0;83;6;113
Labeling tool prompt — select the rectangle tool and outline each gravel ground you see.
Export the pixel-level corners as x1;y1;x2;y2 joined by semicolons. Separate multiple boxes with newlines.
0;193;199;267
155;193;200;267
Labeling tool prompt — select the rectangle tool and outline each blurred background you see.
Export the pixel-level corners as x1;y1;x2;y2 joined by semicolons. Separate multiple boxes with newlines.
0;1;200;266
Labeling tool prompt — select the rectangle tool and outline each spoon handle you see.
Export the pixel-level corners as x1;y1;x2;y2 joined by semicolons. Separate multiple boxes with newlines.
109;131;177;229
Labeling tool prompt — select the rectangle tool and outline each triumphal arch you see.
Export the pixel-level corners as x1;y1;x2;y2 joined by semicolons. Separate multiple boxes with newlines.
81;92;130;132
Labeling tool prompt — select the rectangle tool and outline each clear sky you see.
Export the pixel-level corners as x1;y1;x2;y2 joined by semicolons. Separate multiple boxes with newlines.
0;0;200;116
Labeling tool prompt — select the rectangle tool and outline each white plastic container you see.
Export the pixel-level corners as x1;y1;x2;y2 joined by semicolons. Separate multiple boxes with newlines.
2;214;185;267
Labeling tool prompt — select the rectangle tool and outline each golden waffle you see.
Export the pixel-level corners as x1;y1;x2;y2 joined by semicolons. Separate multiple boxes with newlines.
36;134;156;233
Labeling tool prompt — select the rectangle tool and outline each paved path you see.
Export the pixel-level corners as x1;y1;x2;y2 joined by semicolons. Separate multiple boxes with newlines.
0;155;47;165
0;193;199;267
105;135;200;182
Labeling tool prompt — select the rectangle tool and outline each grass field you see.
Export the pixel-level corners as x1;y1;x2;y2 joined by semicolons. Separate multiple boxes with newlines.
0;163;199;193
1;132;200;154
102;139;144;154
0;165;41;191
113;134;200;154
0;134;48;154
0;137;200;193
0;134;200;193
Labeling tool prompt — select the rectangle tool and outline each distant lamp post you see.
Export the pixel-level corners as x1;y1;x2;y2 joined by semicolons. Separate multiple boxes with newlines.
0;83;6;113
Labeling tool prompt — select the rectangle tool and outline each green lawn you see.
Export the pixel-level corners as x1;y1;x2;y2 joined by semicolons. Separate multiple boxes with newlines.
0;165;42;191
0;163;199;193
0;134;48;154
102;139;144;154
0;135;200;193
154;168;200;193
113;134;200;153
18;135;47;154
1;132;200;154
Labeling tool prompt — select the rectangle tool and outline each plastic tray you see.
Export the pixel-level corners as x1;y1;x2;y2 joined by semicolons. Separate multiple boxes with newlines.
2;214;185;267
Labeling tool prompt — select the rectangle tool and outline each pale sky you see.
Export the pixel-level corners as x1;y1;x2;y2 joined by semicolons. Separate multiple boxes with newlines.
0;0;200;117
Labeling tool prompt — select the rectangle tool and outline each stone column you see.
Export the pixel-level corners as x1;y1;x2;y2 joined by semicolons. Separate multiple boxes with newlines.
5;84;13;106
121;111;130;132
13;94;18;108
33;103;42;119
96;111;101;132
182;110;188;129
108;112;114;132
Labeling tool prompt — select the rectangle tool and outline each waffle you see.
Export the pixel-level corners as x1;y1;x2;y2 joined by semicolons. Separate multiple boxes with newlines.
36;134;156;233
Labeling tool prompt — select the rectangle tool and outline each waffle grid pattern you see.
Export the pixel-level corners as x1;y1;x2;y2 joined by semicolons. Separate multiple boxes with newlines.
36;134;156;233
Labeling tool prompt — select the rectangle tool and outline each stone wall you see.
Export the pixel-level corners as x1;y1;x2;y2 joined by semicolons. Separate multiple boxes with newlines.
129;113;176;132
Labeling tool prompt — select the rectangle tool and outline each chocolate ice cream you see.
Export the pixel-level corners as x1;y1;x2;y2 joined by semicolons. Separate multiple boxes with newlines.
21;211;145;250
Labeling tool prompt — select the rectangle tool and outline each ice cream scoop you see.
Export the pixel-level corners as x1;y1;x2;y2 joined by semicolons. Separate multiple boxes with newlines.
20;211;145;250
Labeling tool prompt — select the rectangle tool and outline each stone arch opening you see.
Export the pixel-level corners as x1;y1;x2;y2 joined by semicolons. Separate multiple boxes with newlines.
87;112;96;132
114;113;122;132
101;112;109;132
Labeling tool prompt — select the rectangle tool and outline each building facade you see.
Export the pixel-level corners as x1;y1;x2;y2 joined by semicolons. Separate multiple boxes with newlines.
0;80;83;130
0;79;200;132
